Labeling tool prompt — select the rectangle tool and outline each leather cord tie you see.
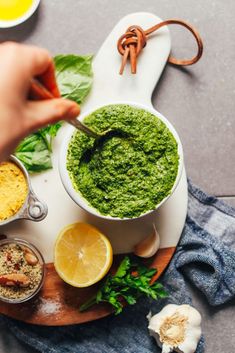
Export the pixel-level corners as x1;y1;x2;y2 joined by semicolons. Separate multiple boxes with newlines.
117;19;203;74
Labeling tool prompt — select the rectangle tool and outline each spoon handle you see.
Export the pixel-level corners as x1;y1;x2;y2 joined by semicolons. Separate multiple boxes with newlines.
30;78;98;138
68;119;99;138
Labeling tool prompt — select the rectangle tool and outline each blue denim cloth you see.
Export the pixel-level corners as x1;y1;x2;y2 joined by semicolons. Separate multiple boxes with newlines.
1;180;235;353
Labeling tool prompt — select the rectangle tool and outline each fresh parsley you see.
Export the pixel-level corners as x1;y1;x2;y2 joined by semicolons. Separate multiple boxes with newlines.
15;55;93;173
79;256;167;315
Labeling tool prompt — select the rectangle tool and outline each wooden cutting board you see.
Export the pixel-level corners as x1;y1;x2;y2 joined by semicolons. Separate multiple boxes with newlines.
0;12;188;325
0;248;175;326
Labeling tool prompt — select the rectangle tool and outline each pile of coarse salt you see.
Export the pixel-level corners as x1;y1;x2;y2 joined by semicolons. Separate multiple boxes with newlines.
37;297;61;316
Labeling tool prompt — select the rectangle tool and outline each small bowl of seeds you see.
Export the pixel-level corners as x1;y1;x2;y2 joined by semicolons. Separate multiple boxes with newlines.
0;238;45;303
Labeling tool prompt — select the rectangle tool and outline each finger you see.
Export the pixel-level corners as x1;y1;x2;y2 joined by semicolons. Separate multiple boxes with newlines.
25;99;80;132
1;42;51;76
21;44;53;76
37;61;61;98
1;43;60;97
21;45;60;97
29;79;55;100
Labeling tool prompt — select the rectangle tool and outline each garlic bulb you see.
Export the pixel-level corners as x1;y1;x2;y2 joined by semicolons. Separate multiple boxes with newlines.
148;304;202;353
134;224;160;258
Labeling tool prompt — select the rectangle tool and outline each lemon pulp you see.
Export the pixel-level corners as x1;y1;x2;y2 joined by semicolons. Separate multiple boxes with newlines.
54;222;113;288
0;0;33;21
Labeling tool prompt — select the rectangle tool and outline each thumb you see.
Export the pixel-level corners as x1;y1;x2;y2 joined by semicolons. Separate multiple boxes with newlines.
25;99;80;132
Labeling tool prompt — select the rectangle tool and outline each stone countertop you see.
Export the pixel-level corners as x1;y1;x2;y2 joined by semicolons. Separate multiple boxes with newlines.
0;0;235;352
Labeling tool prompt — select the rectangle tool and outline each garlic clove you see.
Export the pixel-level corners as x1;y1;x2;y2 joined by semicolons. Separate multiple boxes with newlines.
134;224;160;258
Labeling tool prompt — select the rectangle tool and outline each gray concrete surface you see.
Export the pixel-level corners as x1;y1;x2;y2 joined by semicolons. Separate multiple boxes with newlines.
0;0;235;352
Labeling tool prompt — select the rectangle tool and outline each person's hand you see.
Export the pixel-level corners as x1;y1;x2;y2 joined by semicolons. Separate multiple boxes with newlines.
0;42;80;161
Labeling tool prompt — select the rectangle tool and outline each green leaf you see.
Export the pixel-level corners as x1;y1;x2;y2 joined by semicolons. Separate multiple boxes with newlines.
151;282;164;289
115;257;131;278
39;122;62;137
15;125;61;173
79;256;168;315
96;289;103;302
108;296;123;315
15;134;52;173
38;122;62;151
141;268;157;278
54;54;93;104
15;150;52;172
122;294;137;305
79;294;97;312
15;54;93;173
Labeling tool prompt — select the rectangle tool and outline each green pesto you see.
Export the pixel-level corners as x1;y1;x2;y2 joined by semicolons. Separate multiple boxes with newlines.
66;105;179;218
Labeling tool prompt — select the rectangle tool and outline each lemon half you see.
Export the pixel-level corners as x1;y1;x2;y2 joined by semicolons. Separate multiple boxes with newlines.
54;222;113;287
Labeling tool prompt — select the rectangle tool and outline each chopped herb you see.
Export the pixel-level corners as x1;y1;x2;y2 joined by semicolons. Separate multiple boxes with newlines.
79;256;168;315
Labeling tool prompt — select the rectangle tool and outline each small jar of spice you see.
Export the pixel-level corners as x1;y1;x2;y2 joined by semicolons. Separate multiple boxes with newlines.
0;238;45;303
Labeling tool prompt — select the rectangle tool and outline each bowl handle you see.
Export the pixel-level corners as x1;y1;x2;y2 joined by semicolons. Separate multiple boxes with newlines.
82;12;171;110
21;191;48;222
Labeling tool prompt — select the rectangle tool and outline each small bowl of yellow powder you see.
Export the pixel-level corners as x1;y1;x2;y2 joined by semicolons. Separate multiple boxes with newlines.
0;156;47;226
0;0;41;29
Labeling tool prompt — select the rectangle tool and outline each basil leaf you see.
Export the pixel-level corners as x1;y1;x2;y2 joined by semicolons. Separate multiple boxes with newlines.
15;134;52;172
15;55;93;173
40;122;62;138
54;54;93;104
38;122;62;152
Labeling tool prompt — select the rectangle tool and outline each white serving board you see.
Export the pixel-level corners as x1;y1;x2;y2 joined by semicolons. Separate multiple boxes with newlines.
1;12;188;263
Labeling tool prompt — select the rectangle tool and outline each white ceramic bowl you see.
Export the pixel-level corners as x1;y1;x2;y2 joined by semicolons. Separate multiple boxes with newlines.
0;0;41;28
59;102;184;221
